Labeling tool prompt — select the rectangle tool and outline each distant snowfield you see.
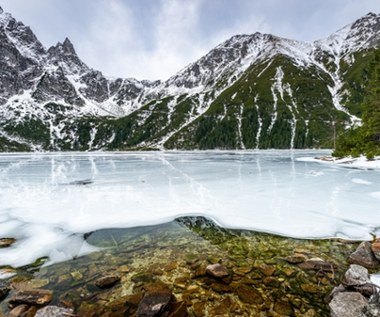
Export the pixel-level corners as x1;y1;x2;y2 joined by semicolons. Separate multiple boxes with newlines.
0;150;380;269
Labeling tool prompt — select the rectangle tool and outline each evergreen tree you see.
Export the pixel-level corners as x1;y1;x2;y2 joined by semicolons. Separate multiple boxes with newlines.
333;50;380;159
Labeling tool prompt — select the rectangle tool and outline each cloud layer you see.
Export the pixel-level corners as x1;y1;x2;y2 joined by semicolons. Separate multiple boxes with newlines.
1;0;380;80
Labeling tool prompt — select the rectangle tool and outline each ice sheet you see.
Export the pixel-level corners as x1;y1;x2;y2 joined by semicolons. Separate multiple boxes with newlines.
0;150;380;268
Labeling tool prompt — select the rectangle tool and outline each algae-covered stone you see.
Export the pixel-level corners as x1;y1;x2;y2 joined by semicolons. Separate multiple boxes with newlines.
70;271;83;281
273;300;293;315
236;284;263;304
285;253;308;264
131;272;156;283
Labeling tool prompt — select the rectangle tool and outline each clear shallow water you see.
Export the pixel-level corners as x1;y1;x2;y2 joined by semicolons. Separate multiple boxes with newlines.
0;150;379;268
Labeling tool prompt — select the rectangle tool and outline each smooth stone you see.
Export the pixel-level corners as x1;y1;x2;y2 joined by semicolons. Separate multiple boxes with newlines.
349;242;380;269
206;264;229;279
34;306;74;317
329;292;368;317
137;286;172;317
94;274;120;288
9;289;53;306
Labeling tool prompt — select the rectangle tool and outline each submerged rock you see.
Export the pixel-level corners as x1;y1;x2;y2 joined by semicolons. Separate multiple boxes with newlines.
137;286;173;317
206;264;229;279
236;284;263;304
94;274;120;289
329;292;368;317
0;281;10;301
298;258;337;273
285;253;308;264
8;304;36;317
349;242;380;269
9;289;53;307
34;305;74;317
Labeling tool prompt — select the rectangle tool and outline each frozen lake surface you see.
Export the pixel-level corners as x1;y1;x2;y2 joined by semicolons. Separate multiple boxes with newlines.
0;150;380;268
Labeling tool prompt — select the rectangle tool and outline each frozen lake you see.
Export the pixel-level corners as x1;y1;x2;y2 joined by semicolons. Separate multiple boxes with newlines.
0;150;380;268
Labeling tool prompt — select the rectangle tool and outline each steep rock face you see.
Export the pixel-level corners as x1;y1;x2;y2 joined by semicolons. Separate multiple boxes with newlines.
0;7;379;151
0;9;45;103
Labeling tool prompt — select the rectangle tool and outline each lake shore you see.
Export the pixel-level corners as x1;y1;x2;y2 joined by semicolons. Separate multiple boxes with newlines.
1;217;375;317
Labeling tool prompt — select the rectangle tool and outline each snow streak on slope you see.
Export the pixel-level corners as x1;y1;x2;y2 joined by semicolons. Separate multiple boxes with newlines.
1;8;380;149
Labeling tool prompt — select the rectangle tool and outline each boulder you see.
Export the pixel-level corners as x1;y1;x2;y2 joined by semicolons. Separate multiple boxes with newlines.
349;242;380;269
329;292;368;317
343;265;372;287
205;264;229;279
343;265;377;297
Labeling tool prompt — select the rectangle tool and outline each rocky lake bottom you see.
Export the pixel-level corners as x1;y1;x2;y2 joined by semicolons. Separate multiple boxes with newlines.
0;216;368;317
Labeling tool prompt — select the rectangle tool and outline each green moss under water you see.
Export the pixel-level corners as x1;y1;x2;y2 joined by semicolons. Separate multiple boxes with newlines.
0;217;360;317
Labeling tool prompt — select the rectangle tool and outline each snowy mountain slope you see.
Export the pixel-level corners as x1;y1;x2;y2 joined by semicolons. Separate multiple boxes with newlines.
0;8;380;151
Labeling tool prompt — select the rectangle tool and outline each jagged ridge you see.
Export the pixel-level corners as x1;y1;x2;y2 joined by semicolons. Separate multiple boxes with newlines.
0;7;379;151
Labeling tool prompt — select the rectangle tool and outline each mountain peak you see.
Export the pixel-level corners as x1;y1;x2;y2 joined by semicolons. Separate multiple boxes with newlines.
62;37;76;55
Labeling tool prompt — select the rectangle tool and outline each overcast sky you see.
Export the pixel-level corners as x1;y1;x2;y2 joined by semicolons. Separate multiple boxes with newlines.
1;0;380;80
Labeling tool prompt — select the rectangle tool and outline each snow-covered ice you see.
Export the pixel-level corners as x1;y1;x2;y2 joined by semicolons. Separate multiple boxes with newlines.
0;150;380;268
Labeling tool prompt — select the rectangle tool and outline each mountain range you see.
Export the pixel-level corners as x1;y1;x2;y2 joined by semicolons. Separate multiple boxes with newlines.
0;7;379;151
